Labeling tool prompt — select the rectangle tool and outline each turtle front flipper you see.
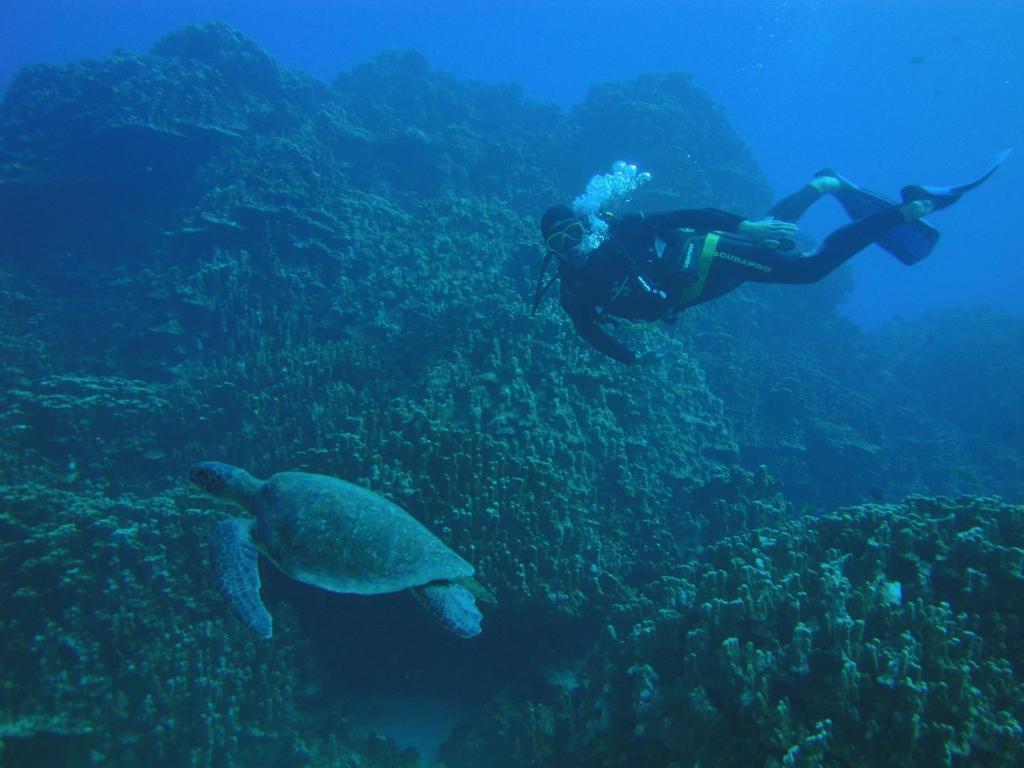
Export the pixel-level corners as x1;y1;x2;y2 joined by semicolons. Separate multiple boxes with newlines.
413;582;483;638
211;519;273;639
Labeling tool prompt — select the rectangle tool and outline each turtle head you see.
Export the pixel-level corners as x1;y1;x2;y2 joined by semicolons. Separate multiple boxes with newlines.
189;461;260;506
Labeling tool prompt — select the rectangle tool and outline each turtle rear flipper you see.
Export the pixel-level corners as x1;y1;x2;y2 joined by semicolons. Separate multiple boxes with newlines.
414;582;482;638
211;519;273;639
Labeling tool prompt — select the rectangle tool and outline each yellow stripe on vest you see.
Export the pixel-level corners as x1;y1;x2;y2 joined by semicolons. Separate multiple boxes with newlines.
677;232;719;307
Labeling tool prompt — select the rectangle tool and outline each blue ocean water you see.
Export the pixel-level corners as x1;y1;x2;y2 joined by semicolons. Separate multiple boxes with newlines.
3;0;1022;327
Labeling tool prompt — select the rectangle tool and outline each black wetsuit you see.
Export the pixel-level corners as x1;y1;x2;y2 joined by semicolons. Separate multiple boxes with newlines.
558;188;908;364
558;208;744;364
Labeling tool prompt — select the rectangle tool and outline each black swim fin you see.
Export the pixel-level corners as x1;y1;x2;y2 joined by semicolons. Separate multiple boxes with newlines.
832;173;941;266
901;148;1013;211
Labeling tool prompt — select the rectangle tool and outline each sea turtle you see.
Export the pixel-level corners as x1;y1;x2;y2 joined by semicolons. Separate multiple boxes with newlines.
189;460;484;639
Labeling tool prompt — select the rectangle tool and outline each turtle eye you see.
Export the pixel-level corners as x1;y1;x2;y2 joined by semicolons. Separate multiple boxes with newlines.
190;462;226;492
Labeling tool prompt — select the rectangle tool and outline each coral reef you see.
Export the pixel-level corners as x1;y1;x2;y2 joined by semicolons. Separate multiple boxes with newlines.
0;481;417;767
0;23;759;617
0;23;771;763
442;496;1024;767
572;72;771;214
0;20;1020;767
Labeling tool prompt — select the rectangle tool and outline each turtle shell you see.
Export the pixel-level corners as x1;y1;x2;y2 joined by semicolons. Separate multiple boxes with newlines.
248;471;473;595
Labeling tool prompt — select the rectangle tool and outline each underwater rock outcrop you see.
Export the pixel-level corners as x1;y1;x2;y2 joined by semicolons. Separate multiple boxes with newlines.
442;495;1024;767
0;481;418;767
1;23;1018;520
0;22;762;617
0;23;773;763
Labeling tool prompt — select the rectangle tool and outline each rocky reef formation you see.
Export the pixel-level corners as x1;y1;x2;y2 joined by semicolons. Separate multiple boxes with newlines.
0;22;772;765
0;23;765;623
442;495;1024;767
0;481;417;767
0;21;1021;767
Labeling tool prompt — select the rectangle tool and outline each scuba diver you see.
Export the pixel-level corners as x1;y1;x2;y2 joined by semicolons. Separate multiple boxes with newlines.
534;151;1011;365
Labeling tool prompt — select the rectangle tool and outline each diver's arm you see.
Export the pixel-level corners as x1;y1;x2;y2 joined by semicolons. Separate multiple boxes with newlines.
737;218;799;246
646;209;797;246
560;277;636;364
571;314;637;365
645;208;746;233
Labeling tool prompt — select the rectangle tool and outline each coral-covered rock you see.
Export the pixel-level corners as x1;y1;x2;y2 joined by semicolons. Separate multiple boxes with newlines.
443;496;1024;767
0;21;1020;767
0;482;418;767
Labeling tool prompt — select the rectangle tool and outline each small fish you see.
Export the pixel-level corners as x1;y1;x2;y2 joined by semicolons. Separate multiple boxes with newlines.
869;486;886;503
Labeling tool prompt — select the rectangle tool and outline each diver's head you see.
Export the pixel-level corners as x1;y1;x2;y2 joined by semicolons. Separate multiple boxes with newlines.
540;205;586;262
531;205;586;314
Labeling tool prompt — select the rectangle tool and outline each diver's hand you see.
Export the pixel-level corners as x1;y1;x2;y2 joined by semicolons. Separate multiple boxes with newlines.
738;218;799;249
635;348;668;366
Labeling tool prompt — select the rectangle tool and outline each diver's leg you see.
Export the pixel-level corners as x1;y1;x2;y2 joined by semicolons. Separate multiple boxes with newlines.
680;200;927;307
827;173;942;264
765;201;929;284
708;200;926;288
766;172;842;223
690;236;796;304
